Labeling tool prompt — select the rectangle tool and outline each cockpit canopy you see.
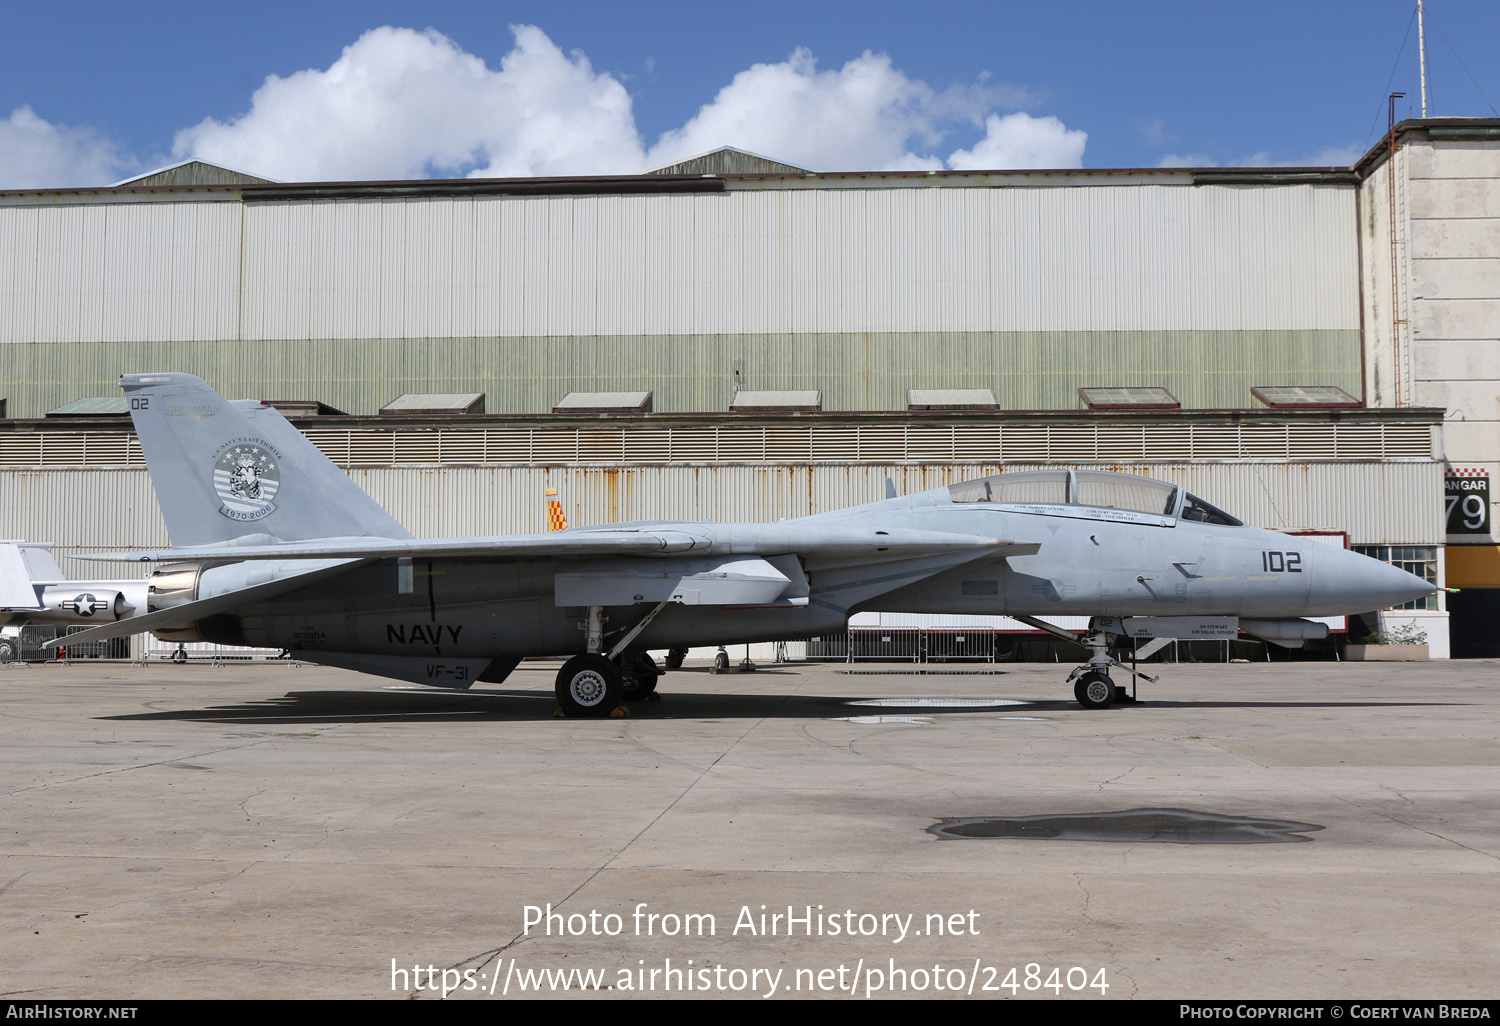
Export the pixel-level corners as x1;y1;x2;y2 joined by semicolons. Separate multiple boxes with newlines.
947;469;1242;526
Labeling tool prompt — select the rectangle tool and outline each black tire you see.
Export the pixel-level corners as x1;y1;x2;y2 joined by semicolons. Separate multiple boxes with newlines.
664;647;687;670
556;654;623;717
1074;671;1116;709
713;651;729;672
621;653;660;700
0;638;14;663
170;648;188;665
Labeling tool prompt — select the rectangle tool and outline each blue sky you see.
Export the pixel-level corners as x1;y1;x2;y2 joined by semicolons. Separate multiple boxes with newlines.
3;1;1497;187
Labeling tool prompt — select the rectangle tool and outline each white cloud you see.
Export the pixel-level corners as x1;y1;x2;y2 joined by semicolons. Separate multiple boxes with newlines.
1256;145;1363;168
648;48;947;171
173;25;646;181
0;106;131;188
946;112;1087;170
646;49;1062;173
1160;145;1362;170
5;26;1086;187
1157;153;1217;168
176;28;1084;180
1137;117;1168;145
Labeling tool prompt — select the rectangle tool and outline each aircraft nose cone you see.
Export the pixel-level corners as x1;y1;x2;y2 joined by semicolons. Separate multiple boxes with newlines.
1322;548;1435;612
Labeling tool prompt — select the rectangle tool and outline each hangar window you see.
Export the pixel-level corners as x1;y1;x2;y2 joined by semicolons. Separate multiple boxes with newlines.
730;390;821;412
381;393;485;415
553;391;653;414
1078;387;1180;410
908;389;999;411
1251;385;1359;409
45;397;129;417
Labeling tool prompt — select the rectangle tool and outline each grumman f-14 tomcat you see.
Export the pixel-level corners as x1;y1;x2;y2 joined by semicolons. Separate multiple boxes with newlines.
59;373;1435;712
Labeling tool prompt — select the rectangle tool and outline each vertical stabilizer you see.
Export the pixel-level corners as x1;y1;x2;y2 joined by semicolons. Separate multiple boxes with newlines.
0;544;43;608
15;543;64;581
120;373;412;547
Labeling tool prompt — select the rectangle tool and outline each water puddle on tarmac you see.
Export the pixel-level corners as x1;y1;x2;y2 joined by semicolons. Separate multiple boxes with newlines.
928;808;1324;844
830;698;1041;725
831;715;935;725
846;698;1030;708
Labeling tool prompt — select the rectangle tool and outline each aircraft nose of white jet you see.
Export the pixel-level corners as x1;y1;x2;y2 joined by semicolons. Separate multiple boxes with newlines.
1318;547;1436;613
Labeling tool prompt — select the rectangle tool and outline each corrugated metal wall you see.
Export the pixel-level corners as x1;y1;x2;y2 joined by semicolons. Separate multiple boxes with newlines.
0;329;1362;418
0;461;1443;579
0;181;1361;415
0;418;1437;467
2;186;1357;342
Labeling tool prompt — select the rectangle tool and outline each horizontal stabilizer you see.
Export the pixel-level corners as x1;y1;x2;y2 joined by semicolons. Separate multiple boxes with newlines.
47;559;364;647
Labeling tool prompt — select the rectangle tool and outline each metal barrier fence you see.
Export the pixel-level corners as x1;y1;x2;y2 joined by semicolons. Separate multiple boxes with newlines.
60;625;131;660
806;630;1325;664
923;630;998;662
847;629;923;662
18;625;57;661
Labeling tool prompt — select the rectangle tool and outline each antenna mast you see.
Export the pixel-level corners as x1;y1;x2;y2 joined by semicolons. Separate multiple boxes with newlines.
1417;0;1429;116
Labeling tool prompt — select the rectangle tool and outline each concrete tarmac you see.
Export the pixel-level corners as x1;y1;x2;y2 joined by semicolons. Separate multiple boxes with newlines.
2;656;1497;1000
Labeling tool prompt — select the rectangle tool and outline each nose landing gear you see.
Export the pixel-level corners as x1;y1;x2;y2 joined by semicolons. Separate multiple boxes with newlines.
1013;615;1157;709
1073;670;1116;709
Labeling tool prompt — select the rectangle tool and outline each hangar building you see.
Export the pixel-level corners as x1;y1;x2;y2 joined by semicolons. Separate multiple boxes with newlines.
1;119;1495;657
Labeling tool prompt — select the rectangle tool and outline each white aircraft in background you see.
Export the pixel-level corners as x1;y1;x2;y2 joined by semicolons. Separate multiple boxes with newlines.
0;541;146;661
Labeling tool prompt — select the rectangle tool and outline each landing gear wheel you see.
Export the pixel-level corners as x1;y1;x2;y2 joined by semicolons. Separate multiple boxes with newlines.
556;654;623;718
664;647;687;670
621;653;660;700
170;646;188;665
1074;671;1116;709
712;649;730;673
0;639;14;663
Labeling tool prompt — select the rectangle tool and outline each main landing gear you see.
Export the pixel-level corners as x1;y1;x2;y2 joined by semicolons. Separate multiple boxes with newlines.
554;650;663;716
555;654;623;717
620;652;661;701
554;603;668;717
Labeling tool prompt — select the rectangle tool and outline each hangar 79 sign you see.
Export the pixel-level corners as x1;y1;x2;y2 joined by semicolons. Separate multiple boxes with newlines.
1445;468;1490;537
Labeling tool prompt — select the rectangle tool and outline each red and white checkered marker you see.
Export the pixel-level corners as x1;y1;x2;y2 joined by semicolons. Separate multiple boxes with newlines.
545;487;569;532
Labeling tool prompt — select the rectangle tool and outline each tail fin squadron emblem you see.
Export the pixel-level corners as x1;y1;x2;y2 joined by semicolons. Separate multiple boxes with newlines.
213;442;281;521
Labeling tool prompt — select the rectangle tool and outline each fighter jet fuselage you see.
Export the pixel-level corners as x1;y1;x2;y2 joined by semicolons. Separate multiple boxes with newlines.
63;375;1435;710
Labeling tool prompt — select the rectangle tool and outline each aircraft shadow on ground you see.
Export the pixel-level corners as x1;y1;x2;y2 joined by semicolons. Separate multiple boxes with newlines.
97;686;1452;725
